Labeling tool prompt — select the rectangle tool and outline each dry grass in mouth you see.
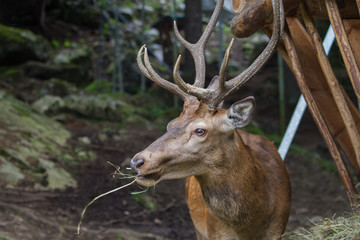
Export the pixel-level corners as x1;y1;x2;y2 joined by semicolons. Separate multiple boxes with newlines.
76;161;150;235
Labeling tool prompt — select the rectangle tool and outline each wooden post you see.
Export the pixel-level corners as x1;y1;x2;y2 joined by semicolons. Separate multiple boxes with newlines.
300;1;360;171
282;28;360;207
326;0;360;102
264;18;360;180
343;19;360;72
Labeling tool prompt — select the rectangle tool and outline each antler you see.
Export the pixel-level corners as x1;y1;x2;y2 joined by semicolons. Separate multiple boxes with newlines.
136;0;224;101
137;45;189;100
220;0;284;103
173;0;224;88
137;0;284;108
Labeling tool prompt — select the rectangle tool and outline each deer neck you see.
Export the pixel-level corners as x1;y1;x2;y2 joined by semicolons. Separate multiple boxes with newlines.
195;130;265;227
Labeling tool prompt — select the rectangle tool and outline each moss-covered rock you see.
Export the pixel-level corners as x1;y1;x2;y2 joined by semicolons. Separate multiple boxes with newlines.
0;156;25;187
0;67;26;84
32;95;65;115
22;61;62;80
1;62;78;102
38;78;78;97
0;91;76;189
50;46;93;86
0;24;50;65
32;94;144;122
52;47;90;66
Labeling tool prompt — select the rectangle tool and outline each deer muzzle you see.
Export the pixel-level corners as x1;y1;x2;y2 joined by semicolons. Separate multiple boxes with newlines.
130;154;162;187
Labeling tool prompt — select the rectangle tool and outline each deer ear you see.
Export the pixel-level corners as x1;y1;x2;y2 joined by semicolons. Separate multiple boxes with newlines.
227;96;255;128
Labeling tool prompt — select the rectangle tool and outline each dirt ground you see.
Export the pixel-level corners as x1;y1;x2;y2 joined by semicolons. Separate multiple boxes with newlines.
0;104;352;240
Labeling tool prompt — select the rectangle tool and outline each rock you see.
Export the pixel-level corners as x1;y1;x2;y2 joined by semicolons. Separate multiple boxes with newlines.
32;95;65;115
98;133;108;142
0;91;77;189
64;94;133;121
33;94;140;122
22;61;62;80
0;65;77;102
0;67;25;84
22;58;92;87
35;158;76;190
0;156;25;187
21;53;93;86
78;136;91;145
37;78;77;97
52;46;90;66
50;46;93;86
0;24;50;65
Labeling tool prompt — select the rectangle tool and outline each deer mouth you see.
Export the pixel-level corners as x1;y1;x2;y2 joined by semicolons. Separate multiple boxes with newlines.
136;171;162;187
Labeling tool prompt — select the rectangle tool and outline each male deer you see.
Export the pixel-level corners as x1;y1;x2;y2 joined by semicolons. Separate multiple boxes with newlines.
130;0;291;239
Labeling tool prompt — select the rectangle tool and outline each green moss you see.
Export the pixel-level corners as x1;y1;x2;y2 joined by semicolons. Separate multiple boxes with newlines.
0;24;50;64
33;94;140;122
0;90;76;190
52;46;90;65
0;24;37;43
85;79;112;93
36;158;76;189
0;67;25;84
2;68;22;77
0;156;25;187
11;103;30;116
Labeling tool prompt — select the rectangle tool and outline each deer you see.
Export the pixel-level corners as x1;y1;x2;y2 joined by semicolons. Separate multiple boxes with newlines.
130;0;291;239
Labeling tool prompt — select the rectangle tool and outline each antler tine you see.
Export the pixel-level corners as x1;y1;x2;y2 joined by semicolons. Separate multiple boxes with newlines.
199;0;225;44
137;45;153;80
174;21;192;50
222;0;284;99
139;46;189;101
173;55;211;99
173;21;207;89
219;39;234;91
208;38;235;108
173;0;225;88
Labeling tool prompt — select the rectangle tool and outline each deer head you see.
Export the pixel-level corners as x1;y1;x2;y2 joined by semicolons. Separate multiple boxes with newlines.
131;0;284;187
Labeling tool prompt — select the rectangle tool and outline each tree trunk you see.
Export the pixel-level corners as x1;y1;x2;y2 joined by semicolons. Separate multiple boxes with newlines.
184;0;203;79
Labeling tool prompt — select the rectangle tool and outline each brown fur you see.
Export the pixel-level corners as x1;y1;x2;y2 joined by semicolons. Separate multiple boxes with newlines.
131;99;291;239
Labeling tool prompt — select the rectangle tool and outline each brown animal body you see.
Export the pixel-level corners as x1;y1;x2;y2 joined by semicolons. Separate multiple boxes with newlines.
131;0;291;239
185;106;290;239
132;97;291;239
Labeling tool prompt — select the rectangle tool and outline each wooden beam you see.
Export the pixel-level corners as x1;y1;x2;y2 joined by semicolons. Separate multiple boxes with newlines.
268;18;360;180
282;28;360;207
326;0;360;101
343;19;360;70
231;0;359;39
301;1;360;171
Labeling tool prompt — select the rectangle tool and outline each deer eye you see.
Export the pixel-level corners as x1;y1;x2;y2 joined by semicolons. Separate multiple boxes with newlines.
194;128;207;136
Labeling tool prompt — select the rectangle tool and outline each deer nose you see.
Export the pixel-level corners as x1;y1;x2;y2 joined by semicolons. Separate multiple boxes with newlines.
130;157;145;172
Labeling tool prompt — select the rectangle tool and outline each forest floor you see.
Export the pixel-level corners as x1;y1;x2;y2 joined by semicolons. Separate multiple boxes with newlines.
0;95;352;240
